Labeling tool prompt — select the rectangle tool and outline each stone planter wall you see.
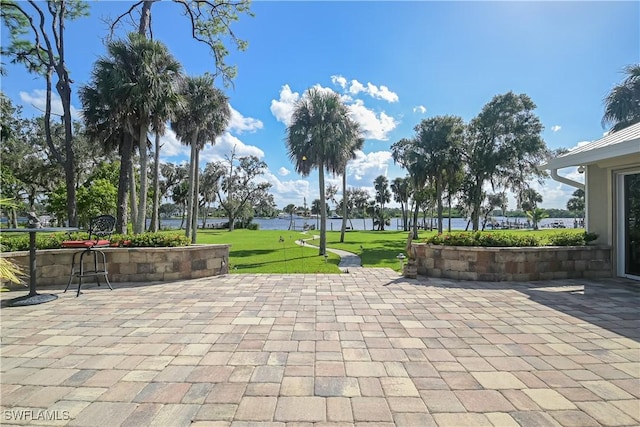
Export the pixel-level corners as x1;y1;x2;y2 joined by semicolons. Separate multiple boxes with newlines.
1;244;230;287
412;243;612;281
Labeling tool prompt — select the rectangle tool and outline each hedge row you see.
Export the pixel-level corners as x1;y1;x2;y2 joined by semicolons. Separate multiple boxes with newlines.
424;231;598;247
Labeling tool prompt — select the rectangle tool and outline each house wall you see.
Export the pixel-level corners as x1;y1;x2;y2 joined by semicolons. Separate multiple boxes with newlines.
585;164;610;245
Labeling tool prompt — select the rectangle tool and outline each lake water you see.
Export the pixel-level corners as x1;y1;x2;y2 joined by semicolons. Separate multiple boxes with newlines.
156;216;580;231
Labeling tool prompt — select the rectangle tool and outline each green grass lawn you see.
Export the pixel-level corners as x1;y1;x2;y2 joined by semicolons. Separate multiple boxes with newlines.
308;230;430;271
197;228;587;274
196;229;342;273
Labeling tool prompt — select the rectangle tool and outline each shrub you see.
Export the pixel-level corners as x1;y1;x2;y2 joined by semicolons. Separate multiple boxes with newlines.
1;231;190;251
547;231;598;246
110;232;190;248
425;232;542;247
476;233;541;247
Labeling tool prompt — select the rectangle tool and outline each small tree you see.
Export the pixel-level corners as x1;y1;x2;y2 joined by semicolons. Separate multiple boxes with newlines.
567;189;585;218
284;203;297;230
217;153;272;231
373;175;391;231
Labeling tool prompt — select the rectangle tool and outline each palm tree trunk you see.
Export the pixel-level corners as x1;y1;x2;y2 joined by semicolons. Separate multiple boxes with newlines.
185;134;197;238
129;158;138;233
149;132;161;232
340;168;347;243
319;162;326;256
436;179;443;234
191;148;200;244
136;124;149;234
447;193;452;232
412;203;420;240
116;134;133;234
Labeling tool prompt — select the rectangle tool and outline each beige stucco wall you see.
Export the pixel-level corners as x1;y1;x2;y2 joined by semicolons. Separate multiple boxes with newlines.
585;164;610;245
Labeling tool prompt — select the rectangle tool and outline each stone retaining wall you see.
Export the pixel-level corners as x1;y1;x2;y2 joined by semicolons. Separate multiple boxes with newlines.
1;244;230;287
412;243;612;281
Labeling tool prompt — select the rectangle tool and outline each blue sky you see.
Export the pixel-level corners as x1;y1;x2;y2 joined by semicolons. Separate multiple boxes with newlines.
2;1;638;210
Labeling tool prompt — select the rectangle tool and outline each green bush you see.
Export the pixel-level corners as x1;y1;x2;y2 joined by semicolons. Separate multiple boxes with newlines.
109;232;190;247
1;231;190;251
547;231;598;246
425;232;541;247
476;233;541;247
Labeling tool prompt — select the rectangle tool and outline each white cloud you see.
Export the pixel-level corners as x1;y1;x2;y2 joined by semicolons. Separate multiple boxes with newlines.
349;150;392;183
348;79;366;96
551;125;562;132
199;132;265;164
278;167;290;176
270;84;300;126
334;78;398;103
348;100;398;141
228;106;263;134
413;105;427;114
270;82;399;140
330;75;347;89
261;171;310;207
366;82;399;103
20;89;81;119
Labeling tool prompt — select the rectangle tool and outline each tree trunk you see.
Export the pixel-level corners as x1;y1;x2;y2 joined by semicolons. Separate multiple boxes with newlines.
138;1;155;35
149;132;161;232
10;209;18;229
185;135;197;238
136;124;149;233
412;203;420;240
318;162;326;256
227;154;235;232
129;159;138;231
447;194;452;232
436;179;443;233
116;134;133;234
340;169;347;243
191;148;200;244
471;179;482;231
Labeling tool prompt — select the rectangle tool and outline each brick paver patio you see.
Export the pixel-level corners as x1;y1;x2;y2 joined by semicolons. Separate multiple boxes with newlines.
1;270;638;426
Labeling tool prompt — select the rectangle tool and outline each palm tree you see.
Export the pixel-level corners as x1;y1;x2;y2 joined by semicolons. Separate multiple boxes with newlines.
413;116;465;233
566;188;585;218
391;138;431;238
172;181;189;229
339;133;363;243
283;203;296;230
373;175;391;231
286;88;354;256
149;77;183;232
80;47;138;234
81;33;182;234
527;208;549;230
603;64;640;132
172;74;230;243
391;176;411;231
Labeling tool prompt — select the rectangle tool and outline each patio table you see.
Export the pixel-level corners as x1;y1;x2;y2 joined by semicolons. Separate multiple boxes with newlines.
1;227;78;307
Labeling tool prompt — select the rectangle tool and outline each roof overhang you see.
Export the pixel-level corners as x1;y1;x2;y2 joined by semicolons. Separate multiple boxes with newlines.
541;122;640;170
